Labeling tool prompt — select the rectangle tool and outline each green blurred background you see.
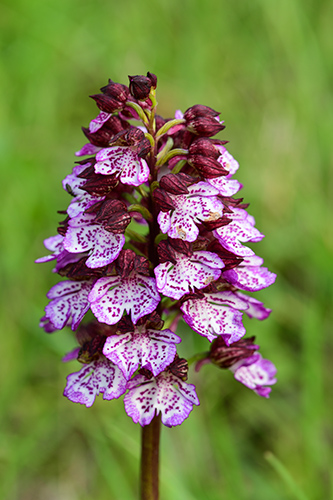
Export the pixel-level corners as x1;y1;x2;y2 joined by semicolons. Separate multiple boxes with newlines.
1;0;332;498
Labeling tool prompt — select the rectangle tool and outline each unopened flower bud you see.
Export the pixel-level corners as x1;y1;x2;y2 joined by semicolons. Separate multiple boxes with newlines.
153;188;175;211
189;138;220;159
187;155;228;178
90;94;125;113
210;336;259;369
159;173;191;195
129;74;152;100
100;80;129;102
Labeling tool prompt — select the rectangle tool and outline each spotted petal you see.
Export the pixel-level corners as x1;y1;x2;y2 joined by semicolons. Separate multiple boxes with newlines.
95;146;149;186
64;357;127;407
124;372;199;427
155;251;224;300
63;213;125;268
234;291;272;320
223;255;276;291
181;291;248;344
230;354;277;398
103;328;181;379
214;208;264;257
158;182;224;242
44;280;92;330
89;111;111;133
89;274;160;325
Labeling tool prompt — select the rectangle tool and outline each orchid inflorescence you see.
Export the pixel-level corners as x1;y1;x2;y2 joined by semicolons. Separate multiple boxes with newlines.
37;72;277;427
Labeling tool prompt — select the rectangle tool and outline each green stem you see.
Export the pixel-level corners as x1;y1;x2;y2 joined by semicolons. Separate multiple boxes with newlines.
140;415;161;500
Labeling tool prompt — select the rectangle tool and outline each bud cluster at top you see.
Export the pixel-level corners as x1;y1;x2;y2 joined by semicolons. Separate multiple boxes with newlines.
36;72;277;427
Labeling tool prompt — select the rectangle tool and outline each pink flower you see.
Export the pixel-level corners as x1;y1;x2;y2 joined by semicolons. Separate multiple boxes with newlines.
88;274;160;325
103;326;181;379
157;182;224;242
124;371;199;427
95;146;149;186
64;357;127;407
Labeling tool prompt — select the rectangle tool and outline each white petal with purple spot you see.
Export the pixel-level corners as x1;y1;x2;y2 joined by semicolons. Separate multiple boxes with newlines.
230;354;277;398
95;146;149;186
89;111;111;133
63;213;125;268
103;328;181;379
158;182;224;242
155;251;224;300
181;292;247;344
89;274;160;325
124;372;199;427
64;357;127;407
45;280;92;330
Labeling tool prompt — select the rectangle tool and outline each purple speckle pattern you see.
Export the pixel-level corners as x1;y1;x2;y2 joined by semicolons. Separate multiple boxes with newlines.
230;354;277;398
207;147;242;196
95;146;149;186
89;274;160;325
64;357;127;407
103;327;181;380
62;167;104;218
234;291;272;320
63;213;125;268
44;280;92;331
214;208;264;257
157;182;224;242
124;371;200;427
155;250;224;300
223;255;277;291
181;291;249;344
89;111;111;133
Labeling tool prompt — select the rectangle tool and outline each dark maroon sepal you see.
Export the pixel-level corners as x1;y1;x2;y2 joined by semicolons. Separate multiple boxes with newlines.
59;258;104;280
189;138;220;159
104;211;131;233
128;74;152;100
81;174;119;196
210;336;259;369
157;238;192;264
147;72;157;89
57;215;70;237
157;240;177;264
137;138;151;158
187;117;225;137
207;240;243;270
78;334;107;364
167;354;188;381
91;199;127;222
153;188;175;212
223;197;250;211
188;155;228;178
126;127;146;146
100;80;129;102
117;315;135;334
201;216;231;231
184;104;220;120
133;254;150;275
144;311;164;330
115;249;150;278
138;367;154;379
169;238;192;256
179;290;205;305
159;173;191;195
90;94;124;113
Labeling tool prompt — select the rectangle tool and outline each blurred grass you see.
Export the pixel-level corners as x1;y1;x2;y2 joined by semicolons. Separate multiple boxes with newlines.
1;0;332;498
